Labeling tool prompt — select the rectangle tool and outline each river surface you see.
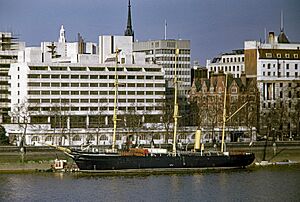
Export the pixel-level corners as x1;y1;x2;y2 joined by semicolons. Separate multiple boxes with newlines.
0;165;299;202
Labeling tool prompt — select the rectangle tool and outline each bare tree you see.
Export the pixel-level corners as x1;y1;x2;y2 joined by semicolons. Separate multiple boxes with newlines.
160;98;174;144
124;104;143;145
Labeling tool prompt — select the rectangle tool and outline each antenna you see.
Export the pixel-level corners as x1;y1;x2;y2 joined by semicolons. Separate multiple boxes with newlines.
264;27;267;43
164;19;167;40
280;10;284;32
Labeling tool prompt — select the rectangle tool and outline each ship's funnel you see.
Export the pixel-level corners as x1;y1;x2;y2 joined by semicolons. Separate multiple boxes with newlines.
194;129;201;151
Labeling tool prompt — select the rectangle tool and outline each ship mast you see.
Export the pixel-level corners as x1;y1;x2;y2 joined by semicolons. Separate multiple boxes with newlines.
112;48;120;152
172;48;180;156
221;73;227;153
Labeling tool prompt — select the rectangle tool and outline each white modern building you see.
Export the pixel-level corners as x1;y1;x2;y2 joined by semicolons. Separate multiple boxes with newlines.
0;32;25;123
206;49;245;78
5;25;171;146
133;39;191;96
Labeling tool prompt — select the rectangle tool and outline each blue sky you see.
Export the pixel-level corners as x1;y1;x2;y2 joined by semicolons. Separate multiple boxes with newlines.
0;0;299;64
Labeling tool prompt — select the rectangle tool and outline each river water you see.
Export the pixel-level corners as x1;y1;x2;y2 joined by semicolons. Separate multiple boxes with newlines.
0;165;299;202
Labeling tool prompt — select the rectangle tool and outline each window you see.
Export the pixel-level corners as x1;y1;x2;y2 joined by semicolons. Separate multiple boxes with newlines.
61;83;69;87
285;54;290;58
294;54;298;58
277;53;281;58
71;75;79;79
80;75;89;79
80;99;88;103
80;91;88;95
266;53;272;58
61;75;69;79
61;91;69;95
51;75;60;79
90;91;98;95
80;83;89;87
90;83;98;87
51;83;60;87
90;75;98;79
71;83;79;87
286;64;289;69
41;83;50;87
71;91;79;95
295;64;298;70
51;91;60;95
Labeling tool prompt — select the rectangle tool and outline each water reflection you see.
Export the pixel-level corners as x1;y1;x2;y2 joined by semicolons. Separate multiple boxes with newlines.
0;165;299;202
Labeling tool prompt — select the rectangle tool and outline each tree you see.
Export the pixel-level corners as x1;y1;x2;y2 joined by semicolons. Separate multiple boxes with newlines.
160;98;174;143
0;125;9;145
11;99;34;147
124;104;143;145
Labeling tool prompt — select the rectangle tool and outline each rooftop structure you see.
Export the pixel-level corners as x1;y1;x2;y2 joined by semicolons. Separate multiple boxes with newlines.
124;0;134;40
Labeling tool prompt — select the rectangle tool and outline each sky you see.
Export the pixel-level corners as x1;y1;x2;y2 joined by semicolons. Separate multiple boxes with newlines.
0;0;300;65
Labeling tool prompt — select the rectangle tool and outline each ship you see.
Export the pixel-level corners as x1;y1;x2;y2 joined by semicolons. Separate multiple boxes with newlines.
69;148;255;170
57;48;255;171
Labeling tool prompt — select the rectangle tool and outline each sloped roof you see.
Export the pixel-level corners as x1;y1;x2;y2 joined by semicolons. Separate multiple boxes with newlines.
278;31;289;43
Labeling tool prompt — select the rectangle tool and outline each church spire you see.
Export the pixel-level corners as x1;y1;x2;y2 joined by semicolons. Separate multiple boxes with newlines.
124;0;134;40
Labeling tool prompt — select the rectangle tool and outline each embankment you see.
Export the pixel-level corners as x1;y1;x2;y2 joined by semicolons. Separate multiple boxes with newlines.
0;141;300;172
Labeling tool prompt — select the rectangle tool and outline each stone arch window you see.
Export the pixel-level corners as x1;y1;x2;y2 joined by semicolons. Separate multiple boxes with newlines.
86;135;95;141
231;87;237;93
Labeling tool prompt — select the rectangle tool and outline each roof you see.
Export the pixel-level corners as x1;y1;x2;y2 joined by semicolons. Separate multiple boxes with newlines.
278;31;290;43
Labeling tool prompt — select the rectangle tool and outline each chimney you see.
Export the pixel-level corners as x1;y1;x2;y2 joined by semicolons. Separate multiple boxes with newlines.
241;71;246;86
268;32;275;44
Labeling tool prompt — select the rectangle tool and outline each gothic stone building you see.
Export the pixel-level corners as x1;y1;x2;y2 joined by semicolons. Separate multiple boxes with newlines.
189;72;259;142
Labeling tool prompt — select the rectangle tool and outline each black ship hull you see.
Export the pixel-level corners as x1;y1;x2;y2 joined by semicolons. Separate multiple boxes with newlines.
71;152;255;171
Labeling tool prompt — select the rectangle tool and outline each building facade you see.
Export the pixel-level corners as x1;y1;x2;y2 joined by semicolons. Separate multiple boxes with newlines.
206;49;245;78
6;27;170;146
133;39;191;96
244;31;300;138
0;32;25;123
189;72;258;142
